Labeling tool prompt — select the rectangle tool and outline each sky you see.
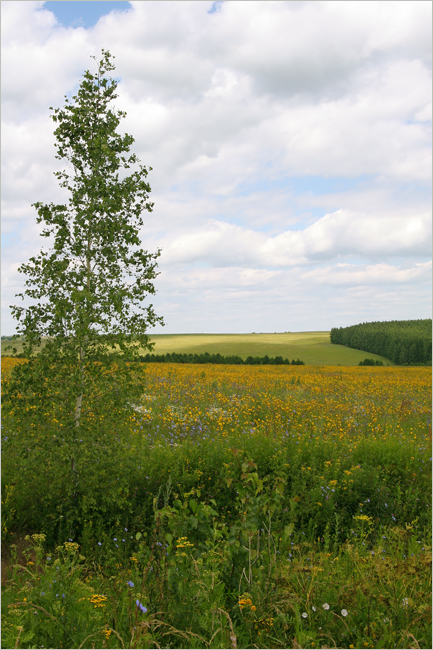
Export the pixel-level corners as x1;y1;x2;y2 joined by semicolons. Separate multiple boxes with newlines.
1;0;431;335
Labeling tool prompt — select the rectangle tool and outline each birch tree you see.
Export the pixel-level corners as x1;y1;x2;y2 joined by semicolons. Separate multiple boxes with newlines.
4;50;163;532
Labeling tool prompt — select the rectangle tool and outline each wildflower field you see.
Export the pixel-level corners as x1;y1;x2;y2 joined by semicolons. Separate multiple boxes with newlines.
1;358;432;649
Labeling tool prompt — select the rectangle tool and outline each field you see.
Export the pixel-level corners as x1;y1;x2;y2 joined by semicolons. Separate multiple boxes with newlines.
139;332;393;366
1;358;431;649
1;331;393;366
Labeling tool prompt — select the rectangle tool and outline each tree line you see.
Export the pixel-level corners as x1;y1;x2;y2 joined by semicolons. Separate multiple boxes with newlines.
2;350;306;366
358;358;384;366
136;352;305;365
330;319;432;365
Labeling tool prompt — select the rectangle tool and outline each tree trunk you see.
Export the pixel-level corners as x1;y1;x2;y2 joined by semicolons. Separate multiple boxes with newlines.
74;341;86;427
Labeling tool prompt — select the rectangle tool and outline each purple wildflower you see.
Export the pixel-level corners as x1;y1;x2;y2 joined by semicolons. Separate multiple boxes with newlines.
136;600;147;613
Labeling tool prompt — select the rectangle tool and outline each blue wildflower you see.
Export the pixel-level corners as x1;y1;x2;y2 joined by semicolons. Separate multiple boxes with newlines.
136;600;147;613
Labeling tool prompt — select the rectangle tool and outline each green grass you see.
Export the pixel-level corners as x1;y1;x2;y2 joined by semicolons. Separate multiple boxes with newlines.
1;338;27;356
2;331;393;366
146;332;393;366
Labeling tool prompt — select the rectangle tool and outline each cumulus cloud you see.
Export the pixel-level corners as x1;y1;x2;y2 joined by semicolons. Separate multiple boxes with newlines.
160;209;431;268
1;0;431;333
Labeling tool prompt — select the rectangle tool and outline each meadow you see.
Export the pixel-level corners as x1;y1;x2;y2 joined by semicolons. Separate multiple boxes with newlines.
137;332;393;366
1;331;392;366
1;358;431;649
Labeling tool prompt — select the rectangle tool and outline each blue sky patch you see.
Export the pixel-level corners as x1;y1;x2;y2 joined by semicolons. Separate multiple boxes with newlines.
208;1;224;15
235;174;376;198
43;1;132;29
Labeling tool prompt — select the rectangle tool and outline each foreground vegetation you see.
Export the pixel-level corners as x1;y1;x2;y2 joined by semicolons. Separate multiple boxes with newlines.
2;358;431;648
331;319;432;366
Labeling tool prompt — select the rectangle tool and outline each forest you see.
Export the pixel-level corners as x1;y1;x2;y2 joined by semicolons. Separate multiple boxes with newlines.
330;319;432;365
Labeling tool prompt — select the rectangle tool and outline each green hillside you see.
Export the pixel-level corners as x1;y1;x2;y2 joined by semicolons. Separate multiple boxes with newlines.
1;338;29;356
145;332;392;366
1;332;393;366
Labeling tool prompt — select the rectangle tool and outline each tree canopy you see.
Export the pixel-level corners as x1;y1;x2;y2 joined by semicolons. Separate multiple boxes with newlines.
11;49;163;364
331;319;431;365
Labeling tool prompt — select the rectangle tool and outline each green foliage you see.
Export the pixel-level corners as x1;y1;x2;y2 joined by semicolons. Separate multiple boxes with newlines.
10;50;163;360
1;361;147;542
1;485;15;544
136;351;304;365
3;50;163;540
2;514;431;648
331;319;432;365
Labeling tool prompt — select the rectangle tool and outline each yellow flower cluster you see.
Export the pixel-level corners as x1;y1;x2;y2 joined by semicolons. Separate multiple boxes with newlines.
238;597;255;611
102;626;112;640
24;533;46;544
354;515;373;522
63;542;80;553
89;594;108;608
175;537;194;549
1;356;27;377
254;617;275;633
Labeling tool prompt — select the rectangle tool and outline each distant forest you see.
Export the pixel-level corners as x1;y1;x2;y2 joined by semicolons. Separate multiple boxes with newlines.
330;319;432;365
137;352;305;366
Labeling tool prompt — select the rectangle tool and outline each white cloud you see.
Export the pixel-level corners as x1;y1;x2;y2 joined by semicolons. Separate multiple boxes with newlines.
302;260;432;285
160;208;431;268
147;260;431;333
1;0;431;334
200;1;432;98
